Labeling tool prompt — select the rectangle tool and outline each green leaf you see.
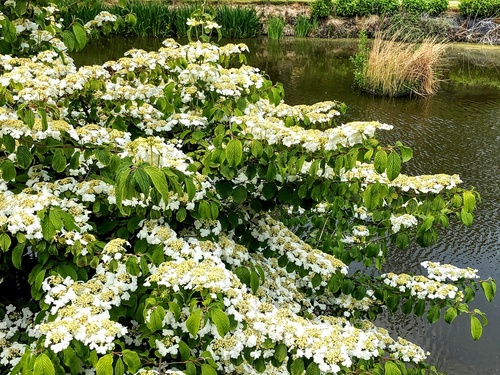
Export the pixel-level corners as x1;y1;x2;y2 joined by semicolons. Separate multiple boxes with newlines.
185;177;196;201
290;358;304;375
460;209;473;227
201;364;217;375
251;140;263;158
34;353;55;375
374;150;388;173
133;168;151;195
176;207;187;222
444;307;458;324
481;281;495;302
96;354;113;375
72;23;87;50
199;200;212;220
235;266;251;285
384;361;402;375
144;166;169;203
274;343;287;362
122;350;141;374
216;180;233;199
178;341;191;361
232;185;247;204
16;145;33;169
470;315;483;340
0;160;16;181
463;191;476;213
0;233;11;252
426;304;441;324
186;309;203;337
306;362;320;375
398;145;413;162
386;152;401;181
211;308;230;337
12;243;25;270
250;269;260;294
63;347;79;375
113;358;125;375
147;306;165;332
226;139;243;167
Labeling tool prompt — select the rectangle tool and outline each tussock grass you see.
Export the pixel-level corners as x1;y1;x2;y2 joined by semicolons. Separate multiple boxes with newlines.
267;16;285;39
357;33;448;96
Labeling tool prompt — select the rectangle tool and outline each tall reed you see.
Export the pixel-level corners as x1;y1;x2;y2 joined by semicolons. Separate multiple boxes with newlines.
353;32;448;97
126;2;173;37
267;16;285;40
294;16;313;38
216;5;261;38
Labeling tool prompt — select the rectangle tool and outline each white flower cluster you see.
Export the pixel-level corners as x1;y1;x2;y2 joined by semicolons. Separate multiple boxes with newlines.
0;189;92;241
0;305;36;368
37;239;138;354
234;115;393;153
421;261;479;282
84;11;117;33
251;214;348;280
390;213;419;233
381;272;462;300
342;162;463;194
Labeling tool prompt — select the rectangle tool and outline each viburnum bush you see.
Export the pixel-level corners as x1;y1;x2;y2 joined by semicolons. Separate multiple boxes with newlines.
0;1;496;375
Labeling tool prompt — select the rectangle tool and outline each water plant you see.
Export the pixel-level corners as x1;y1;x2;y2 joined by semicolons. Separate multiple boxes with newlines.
267;16;286;39
216;5;261;38
294;15;315;37
0;1;495;375
352;32;448;96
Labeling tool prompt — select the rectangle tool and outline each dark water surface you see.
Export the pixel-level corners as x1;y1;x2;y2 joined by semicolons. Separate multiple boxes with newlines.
73;37;500;375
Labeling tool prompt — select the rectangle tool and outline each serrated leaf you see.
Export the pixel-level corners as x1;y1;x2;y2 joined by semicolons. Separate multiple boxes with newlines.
144;166;169;203
16;145;33;169
185;177;196;201
426;304;441;324
147;306;165;332
0;160;16;181
384;361;402;375
201;364;217;375
178;341;191;361
232;185;247;204
374;150;388;173
226;139;243;167
251;140;263;158
444;307;458;324
481;281;494;302
0;233;11;252
186;309;203;338
12;243;25;270
250;269;260;294
306;362;320;375
72;23;87;50
96;354;113;375
470;315;483;340
34;353;55;375
211;308;230;337
386;152;401;181
463;191;476;213
122;350;141;373
199;200;212;220
133;168;151;195
114;358;125;375
290;358;304;375
235;266;251;286
274;343;287;362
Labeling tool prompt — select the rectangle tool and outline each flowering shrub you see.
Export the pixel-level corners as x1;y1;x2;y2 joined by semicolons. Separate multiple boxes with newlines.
0;1;496;375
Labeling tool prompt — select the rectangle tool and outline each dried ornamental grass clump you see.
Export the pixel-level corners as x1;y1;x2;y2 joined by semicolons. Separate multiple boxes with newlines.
0;1;495;375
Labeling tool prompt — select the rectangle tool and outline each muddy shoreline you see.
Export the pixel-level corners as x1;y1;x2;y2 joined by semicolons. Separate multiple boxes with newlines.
254;4;500;44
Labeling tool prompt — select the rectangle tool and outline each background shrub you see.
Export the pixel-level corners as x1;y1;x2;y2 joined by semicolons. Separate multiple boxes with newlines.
334;0;359;16
376;0;401;15
428;0;449;15
357;0;377;16
459;0;500;16
401;0;430;14
311;0;333;19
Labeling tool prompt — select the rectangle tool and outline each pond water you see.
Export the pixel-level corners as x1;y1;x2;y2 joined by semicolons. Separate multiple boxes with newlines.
73;37;500;375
